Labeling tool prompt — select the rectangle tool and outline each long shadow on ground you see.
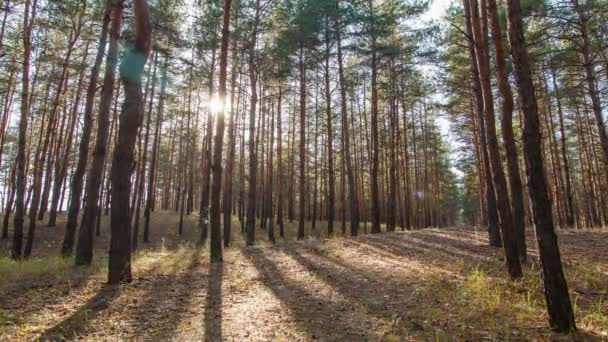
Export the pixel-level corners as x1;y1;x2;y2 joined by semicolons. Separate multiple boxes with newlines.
37;285;121;341
37;249;202;341
203;261;223;342
129;248;203;341
241;246;378;341
286;245;433;337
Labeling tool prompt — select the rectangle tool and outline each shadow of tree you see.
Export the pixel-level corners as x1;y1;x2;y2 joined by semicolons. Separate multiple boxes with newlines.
241;246;378;341
203;261;223;342
37;285;121;341
285;243;516;340
37;248;203;341
132;248;204;341
285;246;424;333
360;233;496;269
0;263;102;312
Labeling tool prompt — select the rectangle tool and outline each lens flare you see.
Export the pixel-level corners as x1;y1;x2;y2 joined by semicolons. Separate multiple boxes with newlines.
208;96;224;114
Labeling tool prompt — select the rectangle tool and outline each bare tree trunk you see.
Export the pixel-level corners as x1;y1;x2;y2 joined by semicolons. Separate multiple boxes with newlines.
245;0;260;246
266;90;275;243
276;86;285;238
399;92;412;230
222;0;240;247
75;0;121;265
0;69;16;175
48;42;90;227
572;0;608;169
324;17;335;236
387;60;397;232
505;0;576;331
209;0;233;262
297;46;306;240
12;0;36;259
2;161;16;239
143;54;168;243
198;47;216;244
370;43;381;234
463;0;501;246
551;70;575;227
132;50;158;251
487;0;527;261
108;0;151;284
469;0;522;278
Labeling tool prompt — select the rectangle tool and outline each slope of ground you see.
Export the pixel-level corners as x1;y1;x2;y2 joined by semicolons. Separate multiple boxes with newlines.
0;212;607;341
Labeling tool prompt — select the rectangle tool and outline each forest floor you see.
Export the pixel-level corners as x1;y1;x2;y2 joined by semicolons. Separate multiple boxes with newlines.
0;212;607;341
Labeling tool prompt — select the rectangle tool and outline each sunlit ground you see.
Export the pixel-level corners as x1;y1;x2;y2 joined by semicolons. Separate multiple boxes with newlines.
0;211;607;341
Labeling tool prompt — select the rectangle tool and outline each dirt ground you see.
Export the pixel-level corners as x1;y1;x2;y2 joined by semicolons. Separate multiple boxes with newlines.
0;212;607;341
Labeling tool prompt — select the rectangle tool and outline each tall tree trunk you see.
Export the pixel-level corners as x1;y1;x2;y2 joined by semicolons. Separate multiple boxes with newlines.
108;0;151;284
276;86;285;238
572;0;608;168
198;47;216;244
266;90;275;243
48;42;90;227
505;0;576;331
324;17;335;236
38;9;85;223
75;0;122;265
311;95;319;232
370;44;381;234
143;54;168;243
399;92;412;230
132;50;158;251
463;0;501;247
552;70;575;227
0;69;16;176
245;0;260;246
26;26;79;256
209;0;232;262
469;0;522;278
297;46;306;241
487;0;527;261
12;0;36;259
2;162;16;239
222;0;240;248
387;60;397;232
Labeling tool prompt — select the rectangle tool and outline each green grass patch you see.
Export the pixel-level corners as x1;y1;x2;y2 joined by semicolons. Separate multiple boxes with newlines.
0;255;106;293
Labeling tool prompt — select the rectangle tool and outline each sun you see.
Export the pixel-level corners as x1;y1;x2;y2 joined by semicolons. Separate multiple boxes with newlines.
208;96;225;114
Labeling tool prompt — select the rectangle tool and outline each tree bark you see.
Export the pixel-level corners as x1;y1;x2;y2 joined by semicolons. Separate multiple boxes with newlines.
143;54;168;243
297;46;306;240
48;42;90;227
505;0;576;331
132;50;158;251
108;0;151;285
469;0;522;278
551;69;575;227
572;0;608;168
75;0;122;265
209;0;232;262
222;0;240;247
370;45;381;234
486;0;527;261
276;86;285;238
324;17;335;236
266;90;275;243
463;0;501;247
245;0;260;246
198;48;216;244
12;0;36;259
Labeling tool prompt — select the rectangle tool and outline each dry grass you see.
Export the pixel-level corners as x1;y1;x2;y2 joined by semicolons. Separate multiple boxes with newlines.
0;212;607;341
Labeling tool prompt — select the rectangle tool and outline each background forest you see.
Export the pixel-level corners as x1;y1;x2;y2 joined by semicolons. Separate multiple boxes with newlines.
0;0;607;340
